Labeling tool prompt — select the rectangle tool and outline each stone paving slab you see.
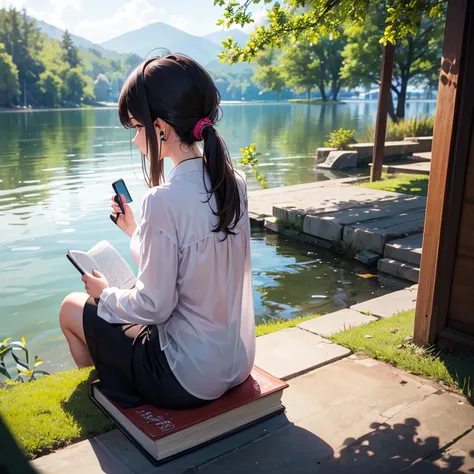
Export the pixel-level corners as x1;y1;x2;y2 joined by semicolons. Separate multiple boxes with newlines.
411;151;432;161
298;309;377;338
303;196;426;242
31;356;473;474
343;208;426;254
384;233;423;266
32;411;290;474
378;258;420;283
254;327;351;380
248;180;404;222
197;357;474;474
351;288;417;318
381;160;431;175
407;429;474;473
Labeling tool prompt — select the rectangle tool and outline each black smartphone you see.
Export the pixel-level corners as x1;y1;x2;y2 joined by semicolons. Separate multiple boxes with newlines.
112;179;133;214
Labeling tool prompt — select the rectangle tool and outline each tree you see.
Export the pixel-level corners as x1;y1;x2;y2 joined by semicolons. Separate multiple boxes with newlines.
281;42;325;100
38;70;62;107
252;48;286;101
0;43;19;106
214;1;446;64
0;8;44;105
323;34;347;101
93;73;111;102
63;67;86;104
61;30;81;68
341;8;444;120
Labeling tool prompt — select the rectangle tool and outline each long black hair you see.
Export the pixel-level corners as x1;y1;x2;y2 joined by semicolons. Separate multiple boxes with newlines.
118;53;241;236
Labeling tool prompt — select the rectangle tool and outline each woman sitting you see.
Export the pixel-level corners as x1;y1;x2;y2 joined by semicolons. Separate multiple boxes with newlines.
59;53;256;409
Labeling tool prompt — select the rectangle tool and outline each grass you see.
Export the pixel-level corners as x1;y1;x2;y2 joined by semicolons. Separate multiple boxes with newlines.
362;116;434;142
332;310;473;398
256;314;318;336
0;367;113;459
276;218;304;233
361;173;429;197
0;313;320;459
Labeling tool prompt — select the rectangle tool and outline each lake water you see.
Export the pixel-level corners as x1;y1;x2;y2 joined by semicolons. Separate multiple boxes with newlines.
0;101;435;373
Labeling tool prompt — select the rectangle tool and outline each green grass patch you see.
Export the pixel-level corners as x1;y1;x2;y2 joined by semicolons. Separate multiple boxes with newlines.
331;310;473;397
276;218;304;233
0;367;113;459
361;173;429;197
1;314;320;459
256;314;319;337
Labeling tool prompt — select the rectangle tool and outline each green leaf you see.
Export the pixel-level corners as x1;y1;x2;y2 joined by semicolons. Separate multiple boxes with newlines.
1;337;12;346
34;357;44;368
0;363;11;380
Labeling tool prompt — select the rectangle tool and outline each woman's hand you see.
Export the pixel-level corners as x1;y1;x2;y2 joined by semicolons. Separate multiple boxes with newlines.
110;194;137;237
82;269;109;298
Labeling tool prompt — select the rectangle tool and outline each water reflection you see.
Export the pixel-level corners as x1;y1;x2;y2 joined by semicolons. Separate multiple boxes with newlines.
252;230;391;322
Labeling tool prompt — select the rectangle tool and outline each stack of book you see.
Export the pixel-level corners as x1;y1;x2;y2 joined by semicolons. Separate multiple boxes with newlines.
90;366;288;464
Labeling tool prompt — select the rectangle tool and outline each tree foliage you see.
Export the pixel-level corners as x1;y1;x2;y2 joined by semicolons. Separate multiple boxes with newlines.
61;30;81;68
38;70;62;107
214;0;446;64
0;43;20;106
252;49;286;101
342;7;444;120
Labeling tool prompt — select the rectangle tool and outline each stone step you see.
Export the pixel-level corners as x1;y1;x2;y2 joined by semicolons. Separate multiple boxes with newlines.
255;327;351;380
410;151;432;161
377;258;420;283
303;196;426;242
343;209;426;255
348;140;425;164
384;233;423;266
369;160;430;175
298;309;377;338
271;185;423;224
351;288;418;318
404;136;433;152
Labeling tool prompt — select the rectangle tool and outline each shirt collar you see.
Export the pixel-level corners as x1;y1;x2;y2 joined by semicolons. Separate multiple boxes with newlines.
166;157;204;182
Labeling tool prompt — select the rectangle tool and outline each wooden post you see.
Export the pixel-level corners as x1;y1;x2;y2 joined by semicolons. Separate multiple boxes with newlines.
414;0;474;346
371;42;394;182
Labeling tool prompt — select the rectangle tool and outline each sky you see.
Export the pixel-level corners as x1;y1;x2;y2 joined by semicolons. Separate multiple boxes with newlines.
1;0;266;43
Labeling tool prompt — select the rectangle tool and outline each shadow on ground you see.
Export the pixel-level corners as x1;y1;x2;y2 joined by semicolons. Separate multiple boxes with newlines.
199;417;474;474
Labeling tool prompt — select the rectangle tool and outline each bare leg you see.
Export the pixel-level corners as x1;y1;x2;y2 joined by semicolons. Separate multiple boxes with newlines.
59;292;94;368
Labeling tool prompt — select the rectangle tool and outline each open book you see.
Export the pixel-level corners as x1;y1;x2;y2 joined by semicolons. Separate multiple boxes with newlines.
67;240;136;290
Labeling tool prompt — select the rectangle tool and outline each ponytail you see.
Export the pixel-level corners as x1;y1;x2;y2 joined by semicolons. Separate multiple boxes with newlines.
201;125;242;237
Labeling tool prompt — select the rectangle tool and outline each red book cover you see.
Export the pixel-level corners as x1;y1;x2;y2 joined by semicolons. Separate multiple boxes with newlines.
92;366;288;441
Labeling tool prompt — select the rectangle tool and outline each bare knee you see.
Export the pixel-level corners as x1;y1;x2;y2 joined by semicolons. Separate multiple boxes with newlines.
59;292;89;332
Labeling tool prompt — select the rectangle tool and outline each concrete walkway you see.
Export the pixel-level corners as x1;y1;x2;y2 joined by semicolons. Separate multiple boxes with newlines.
32;287;474;474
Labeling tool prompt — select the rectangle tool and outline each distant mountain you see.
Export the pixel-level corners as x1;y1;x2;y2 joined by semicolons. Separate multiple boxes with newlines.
34;19;121;59
203;29;250;47
100;22;222;66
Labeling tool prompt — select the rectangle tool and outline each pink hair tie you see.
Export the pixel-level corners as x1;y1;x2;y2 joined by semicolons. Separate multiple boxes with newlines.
193;118;214;141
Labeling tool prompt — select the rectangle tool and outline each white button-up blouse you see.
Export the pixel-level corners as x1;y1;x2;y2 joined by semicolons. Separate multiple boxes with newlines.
97;157;256;400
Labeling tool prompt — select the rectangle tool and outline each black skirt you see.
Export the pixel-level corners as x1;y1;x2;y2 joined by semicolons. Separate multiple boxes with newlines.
83;297;208;409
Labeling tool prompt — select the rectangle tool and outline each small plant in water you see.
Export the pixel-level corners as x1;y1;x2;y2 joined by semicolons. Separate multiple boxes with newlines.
239;143;268;189
0;337;49;387
324;128;357;150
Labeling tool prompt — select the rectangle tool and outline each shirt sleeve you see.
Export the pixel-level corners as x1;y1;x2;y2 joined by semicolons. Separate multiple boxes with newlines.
97;194;178;325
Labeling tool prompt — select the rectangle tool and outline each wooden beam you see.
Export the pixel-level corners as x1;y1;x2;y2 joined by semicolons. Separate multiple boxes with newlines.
414;0;474;346
370;42;394;182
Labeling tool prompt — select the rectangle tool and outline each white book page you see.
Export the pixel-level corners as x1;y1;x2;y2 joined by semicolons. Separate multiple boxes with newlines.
68;251;96;275
87;240;136;289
